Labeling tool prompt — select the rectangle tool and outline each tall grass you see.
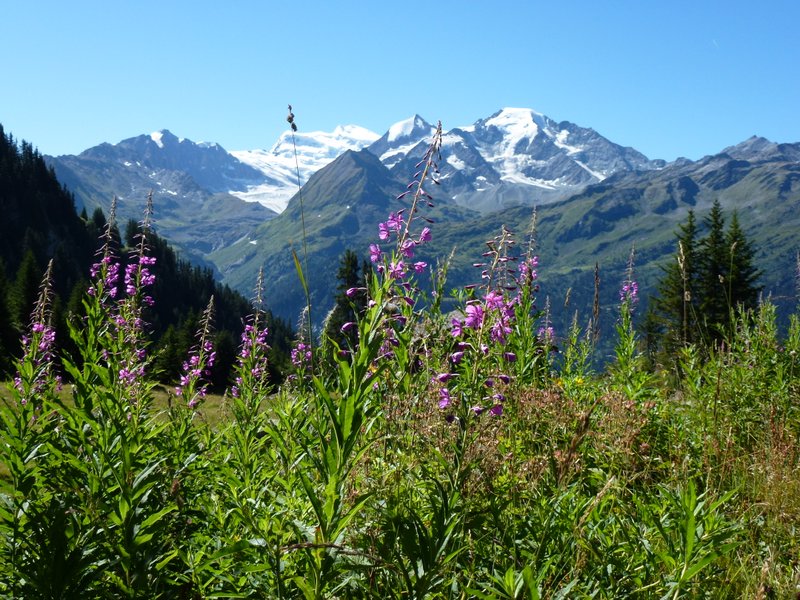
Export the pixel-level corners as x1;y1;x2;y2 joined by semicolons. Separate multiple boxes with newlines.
1;127;799;599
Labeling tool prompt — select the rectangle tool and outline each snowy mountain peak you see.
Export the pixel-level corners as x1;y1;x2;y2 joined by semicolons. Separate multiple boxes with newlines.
230;124;379;213
370;115;436;168
150;130;166;148
387;115;430;143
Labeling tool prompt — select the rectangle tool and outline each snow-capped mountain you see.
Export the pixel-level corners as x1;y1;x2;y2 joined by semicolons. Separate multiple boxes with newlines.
231;108;662;215
387;108;663;212
231;125;379;213
367;115;438;168
44;107;665;263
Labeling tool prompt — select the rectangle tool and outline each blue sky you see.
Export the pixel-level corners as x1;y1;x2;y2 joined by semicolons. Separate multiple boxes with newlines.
4;0;799;161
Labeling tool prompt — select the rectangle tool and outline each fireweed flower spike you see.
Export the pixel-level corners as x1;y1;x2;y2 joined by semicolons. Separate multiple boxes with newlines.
14;260;59;407
111;194;160;408
176;296;216;409
620;245;639;306
230;268;273;420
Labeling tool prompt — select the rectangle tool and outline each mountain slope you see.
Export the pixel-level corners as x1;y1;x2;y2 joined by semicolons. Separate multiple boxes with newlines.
46;130;277;268
210;136;800;340
210;148;479;322
231;124;379;213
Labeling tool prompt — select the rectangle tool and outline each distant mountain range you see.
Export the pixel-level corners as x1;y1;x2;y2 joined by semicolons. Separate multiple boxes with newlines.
44;109;800;338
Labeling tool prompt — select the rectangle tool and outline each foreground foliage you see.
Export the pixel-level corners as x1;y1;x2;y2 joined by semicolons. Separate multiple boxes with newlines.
1;126;799;599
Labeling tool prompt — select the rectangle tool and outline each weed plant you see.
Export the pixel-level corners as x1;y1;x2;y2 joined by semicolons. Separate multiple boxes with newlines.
1;126;799;599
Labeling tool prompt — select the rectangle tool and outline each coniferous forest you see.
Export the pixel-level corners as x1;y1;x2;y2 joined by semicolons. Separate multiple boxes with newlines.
1;122;800;598
0;124;294;385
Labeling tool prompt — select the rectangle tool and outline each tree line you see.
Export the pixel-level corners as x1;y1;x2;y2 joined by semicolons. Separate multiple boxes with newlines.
0;124;294;387
646;199;762;366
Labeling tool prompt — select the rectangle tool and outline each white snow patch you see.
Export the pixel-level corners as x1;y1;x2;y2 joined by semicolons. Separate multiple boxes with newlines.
249;240;258;245
150;131;164;148
387;116;417;143
554;130;582;155
447;154;467;170
574;160;606;181
231;124;378;212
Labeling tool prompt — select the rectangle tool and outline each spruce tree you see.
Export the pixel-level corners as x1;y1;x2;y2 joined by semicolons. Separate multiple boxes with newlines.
0;258;17;373
651;210;701;353
725;210;762;312
698;199;729;340
10;250;42;332
323;249;367;352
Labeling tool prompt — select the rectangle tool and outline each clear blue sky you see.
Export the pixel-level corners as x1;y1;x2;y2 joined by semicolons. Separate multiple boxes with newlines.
4;0;799;161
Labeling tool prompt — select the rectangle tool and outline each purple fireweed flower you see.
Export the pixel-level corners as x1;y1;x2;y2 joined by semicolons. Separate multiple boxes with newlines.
489;404;503;416
413;261;427;273
464;303;485;330
537;325;555;343
434;372;456;383
341;321;356;333
346;287;365;298
378;222;390;240
418;227;432;243
388;260;406;280
438;387;451;409
484;290;505;311
620;280;639;303
369;244;382;263
400;239;416;258
490;320;512;345
386;212;404;233
503;351;517;362
450;318;464;338
450;351;465;364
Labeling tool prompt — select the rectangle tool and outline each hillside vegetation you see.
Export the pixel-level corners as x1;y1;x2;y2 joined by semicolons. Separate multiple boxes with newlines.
1;125;799;598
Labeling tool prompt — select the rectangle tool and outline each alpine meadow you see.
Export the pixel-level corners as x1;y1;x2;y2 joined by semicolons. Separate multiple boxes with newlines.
1;106;800;600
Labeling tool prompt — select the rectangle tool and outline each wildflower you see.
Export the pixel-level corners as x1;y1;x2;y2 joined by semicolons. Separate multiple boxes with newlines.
450;318;464;338
620;280;639;303
369;244;382;263
413;261;427;273
388;260;406;280
346;287;365;298
438;387;452;409
418;227;432;243
537;325;555;343
484;290;505;311
464;303;485;329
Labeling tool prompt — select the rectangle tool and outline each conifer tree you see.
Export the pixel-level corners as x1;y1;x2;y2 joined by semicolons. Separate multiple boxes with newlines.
323;249;367;352
724;210;762;311
653;201;762;357
698;199;730;340
651;210;701;353
0;258;17;373
10;250;42;332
